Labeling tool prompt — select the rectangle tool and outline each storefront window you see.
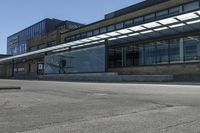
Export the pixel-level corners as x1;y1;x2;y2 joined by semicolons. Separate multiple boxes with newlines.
170;39;181;63
157;41;169;64
144;43;157;65
184;36;200;62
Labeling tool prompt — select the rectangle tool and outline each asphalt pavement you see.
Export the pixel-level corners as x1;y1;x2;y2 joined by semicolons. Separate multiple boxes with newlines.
0;79;200;133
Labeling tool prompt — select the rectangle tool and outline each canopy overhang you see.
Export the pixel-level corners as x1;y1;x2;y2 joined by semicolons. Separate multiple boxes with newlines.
1;9;200;63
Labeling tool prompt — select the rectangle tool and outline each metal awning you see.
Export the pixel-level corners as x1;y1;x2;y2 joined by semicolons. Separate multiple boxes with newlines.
1;9;200;63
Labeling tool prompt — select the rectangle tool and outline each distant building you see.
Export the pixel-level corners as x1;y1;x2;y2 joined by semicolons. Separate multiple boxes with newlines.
7;18;63;55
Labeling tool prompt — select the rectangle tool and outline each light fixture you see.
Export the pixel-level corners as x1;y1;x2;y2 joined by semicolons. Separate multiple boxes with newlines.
81;38;92;43
140;30;153;34
117;29;132;34
106;32;121;36
143;22;161;28
169;23;185;28
186;19;200;24
128;33;139;36
88;36;100;41
154;27;168;31
52;47;69;53
108;37;118;41
129;26;146;31
176;13;198;21
96;34;110;39
158;18;178;25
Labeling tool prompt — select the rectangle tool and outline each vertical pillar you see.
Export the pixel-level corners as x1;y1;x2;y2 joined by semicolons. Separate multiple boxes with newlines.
122;47;126;67
105;39;108;72
180;38;184;63
11;59;14;77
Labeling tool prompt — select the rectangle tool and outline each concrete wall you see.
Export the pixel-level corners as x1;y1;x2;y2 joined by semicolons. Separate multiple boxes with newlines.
109;63;200;75
44;45;106;74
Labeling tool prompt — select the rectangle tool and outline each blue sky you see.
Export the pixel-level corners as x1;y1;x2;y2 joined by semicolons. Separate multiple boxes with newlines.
0;0;143;54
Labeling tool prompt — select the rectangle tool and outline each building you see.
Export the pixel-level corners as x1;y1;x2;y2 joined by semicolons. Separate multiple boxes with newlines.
28;20;84;53
1;0;200;79
7;18;63;55
0;55;11;78
25;21;84;76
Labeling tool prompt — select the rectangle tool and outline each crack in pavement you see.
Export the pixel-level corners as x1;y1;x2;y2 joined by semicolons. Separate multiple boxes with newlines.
18;105;183;133
159;120;198;132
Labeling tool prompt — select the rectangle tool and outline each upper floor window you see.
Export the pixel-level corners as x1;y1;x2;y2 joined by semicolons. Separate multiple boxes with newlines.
144;13;155;21
107;25;115;32
169;6;181;15
100;27;107;33
93;29;100;35
87;31;93;37
134;17;143;24
184;1;199;12
116;23;124;30
124;20;133;27
156;10;168;19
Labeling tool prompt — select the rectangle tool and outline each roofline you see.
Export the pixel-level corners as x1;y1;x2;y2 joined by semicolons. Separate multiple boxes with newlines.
105;0;171;19
7;18;63;39
61;19;105;35
60;0;177;35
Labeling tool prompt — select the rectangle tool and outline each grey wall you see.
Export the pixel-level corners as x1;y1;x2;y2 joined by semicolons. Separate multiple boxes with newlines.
44;45;106;74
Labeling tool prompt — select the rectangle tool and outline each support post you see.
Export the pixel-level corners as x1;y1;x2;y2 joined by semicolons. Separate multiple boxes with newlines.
105;39;109;72
180;38;184;63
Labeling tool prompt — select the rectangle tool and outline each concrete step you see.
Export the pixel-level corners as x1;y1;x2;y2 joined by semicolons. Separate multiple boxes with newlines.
173;74;200;82
40;73;173;82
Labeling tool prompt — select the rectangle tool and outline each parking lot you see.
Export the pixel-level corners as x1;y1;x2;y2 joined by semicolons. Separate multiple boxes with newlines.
0;79;200;133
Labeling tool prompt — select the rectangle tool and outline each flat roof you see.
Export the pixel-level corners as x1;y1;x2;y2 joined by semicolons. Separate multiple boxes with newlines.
105;0;171;19
7;18;63;39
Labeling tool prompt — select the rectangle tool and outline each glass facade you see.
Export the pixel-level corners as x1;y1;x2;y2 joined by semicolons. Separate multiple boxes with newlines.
108;35;200;68
7;21;46;55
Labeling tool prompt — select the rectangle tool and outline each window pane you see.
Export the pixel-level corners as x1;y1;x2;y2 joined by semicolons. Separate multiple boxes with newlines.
126;45;140;66
116;23;124;30
156;41;169;64
170;39;181;63
115;47;123;67
107;25;115;32
184;36;200;62
134;17;143;24
93;29;99;35
156;10;168;18
87;31;93;37
184;1;199;12
108;47;123;68
108;48;115;68
144;13;155;21
124;20;133;27
144;43;156;65
100;27;107;33
169;6;181;15
81;33;87;38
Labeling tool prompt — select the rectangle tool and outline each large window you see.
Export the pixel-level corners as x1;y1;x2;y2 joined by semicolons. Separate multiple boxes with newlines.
125;45;141;66
144;43;157;65
184;36;200;62
108;35;200;68
170;39;181;63
108;47;123;68
157;41;169;64
184;1;199;12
